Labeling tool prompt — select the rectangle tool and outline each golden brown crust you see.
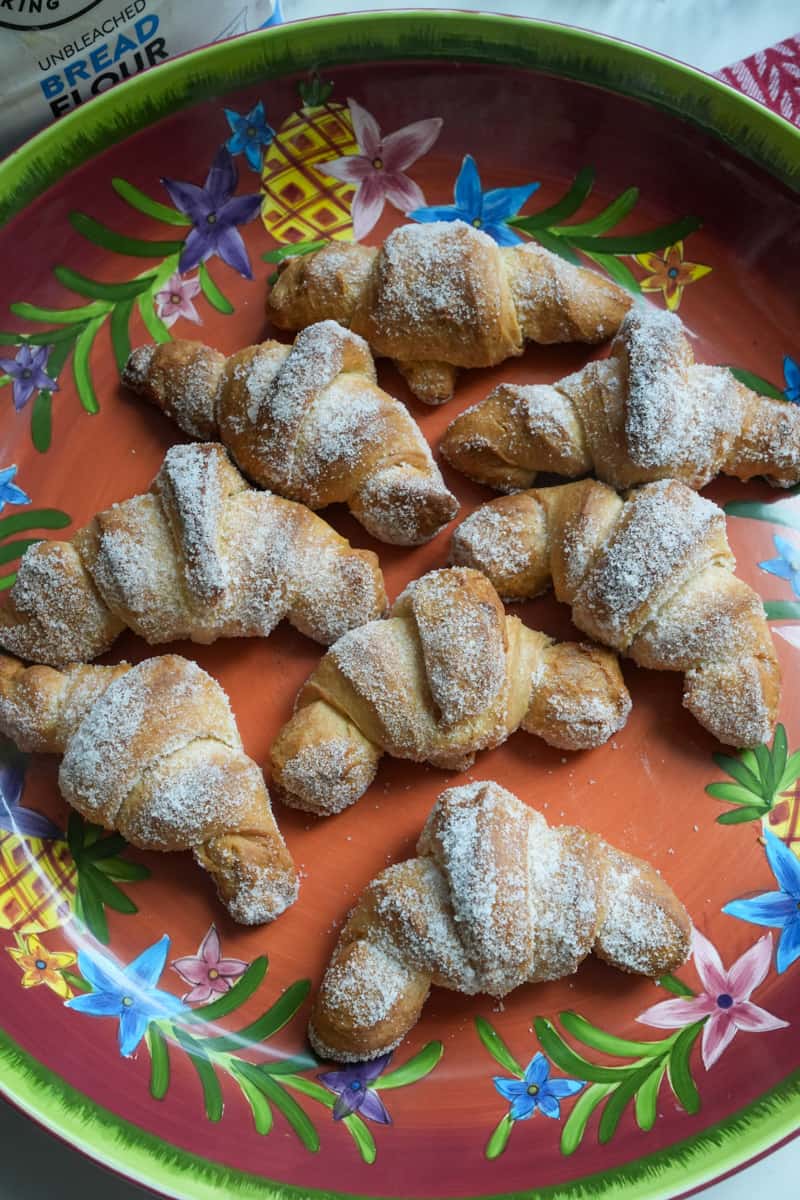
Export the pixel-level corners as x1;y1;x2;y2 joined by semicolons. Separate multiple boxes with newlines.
270;567;630;815
0;442;387;667
451;479;780;747
442;308;800;490
0;652;298;924
124;321;458;545
267;221;632;403
309;781;691;1061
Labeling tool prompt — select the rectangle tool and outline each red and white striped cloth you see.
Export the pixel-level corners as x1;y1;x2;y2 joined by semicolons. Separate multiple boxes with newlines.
716;34;800;128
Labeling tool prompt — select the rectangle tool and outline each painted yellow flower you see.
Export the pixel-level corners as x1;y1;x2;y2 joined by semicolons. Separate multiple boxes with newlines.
634;241;711;310
6;933;76;999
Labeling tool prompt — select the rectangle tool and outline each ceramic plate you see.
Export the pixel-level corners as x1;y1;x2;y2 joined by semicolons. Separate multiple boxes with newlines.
0;12;798;1200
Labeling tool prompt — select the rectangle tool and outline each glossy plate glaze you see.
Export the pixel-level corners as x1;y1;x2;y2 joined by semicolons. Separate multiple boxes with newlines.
0;13;798;1200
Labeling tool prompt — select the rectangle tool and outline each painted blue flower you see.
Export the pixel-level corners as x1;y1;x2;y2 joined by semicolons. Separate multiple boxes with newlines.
224;100;275;172
407;154;539;246
65;935;185;1056
784;356;800;404
0;344;58;412
724;830;800;973
759;533;800;598
493;1052;584;1120
0;466;30;514
162;147;262;279
318;1052;392;1123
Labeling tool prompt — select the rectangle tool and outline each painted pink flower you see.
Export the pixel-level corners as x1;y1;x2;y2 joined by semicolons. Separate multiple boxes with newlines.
171;924;248;1005
154;271;202;328
637;929;788;1068
317;98;442;240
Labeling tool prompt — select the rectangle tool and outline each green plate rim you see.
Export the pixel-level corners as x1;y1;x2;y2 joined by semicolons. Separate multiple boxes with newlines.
1;9;799;1199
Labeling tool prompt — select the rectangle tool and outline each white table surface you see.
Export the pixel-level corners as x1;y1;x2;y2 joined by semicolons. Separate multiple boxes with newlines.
2;3;799;1198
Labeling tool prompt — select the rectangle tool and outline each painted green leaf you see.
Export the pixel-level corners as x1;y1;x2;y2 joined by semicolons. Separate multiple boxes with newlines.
173;1029;223;1121
54;266;156;303
772;725;788;785
81;863;138;914
185;957;268;1022
598;1060;659;1144
262;239;327;263
634;1060;666;1131
0;538;42;566
342;1112;377;1165
527;228;583;265
764;600;800;620
0;325;84;346
534;1017;629;1083
198;262;234;314
485;1113;514;1160
581;249;641;293
727;366;785;400
147;1026;171;1100
110;299;134;373
94;857;150;882
716;805;769;825
559;1012;665;1058
778;749;800;793
711;752;765;797
81;832;128;862
31;392;52;454
0;510;71;539
112;178;192;226
667;1024;703;1114
508;167;595;231
260;1052;319;1076
475;1017;525;1077
0;574;17;592
70;212;184;257
66;811;84;860
29;335;75;453
253;1073;319;1151
552;187;639;237
137;291;172;344
561;1082;613;1156
724;498;800;531
11;299;107;325
704;782;766;806
281;1075;374;1163
567;215;702;253
61;969;90;994
76;871;109;944
201;979;310;1053
73;318;104;414
658;974;695;998
232;1065;274;1134
754;742;775;795
374;1040;443;1090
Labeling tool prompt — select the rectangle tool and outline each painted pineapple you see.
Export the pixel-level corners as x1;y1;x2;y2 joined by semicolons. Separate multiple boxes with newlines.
261;78;358;244
0;748;76;935
706;724;800;860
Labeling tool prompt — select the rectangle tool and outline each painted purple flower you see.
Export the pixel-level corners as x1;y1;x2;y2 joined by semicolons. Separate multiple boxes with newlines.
0;466;30;513
0;752;62;840
154;271;202;328
171;923;248;1004
0;344;59;412
318;1052;392;1123
162;147;262;279
225;100;275;172
317;99;442;240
